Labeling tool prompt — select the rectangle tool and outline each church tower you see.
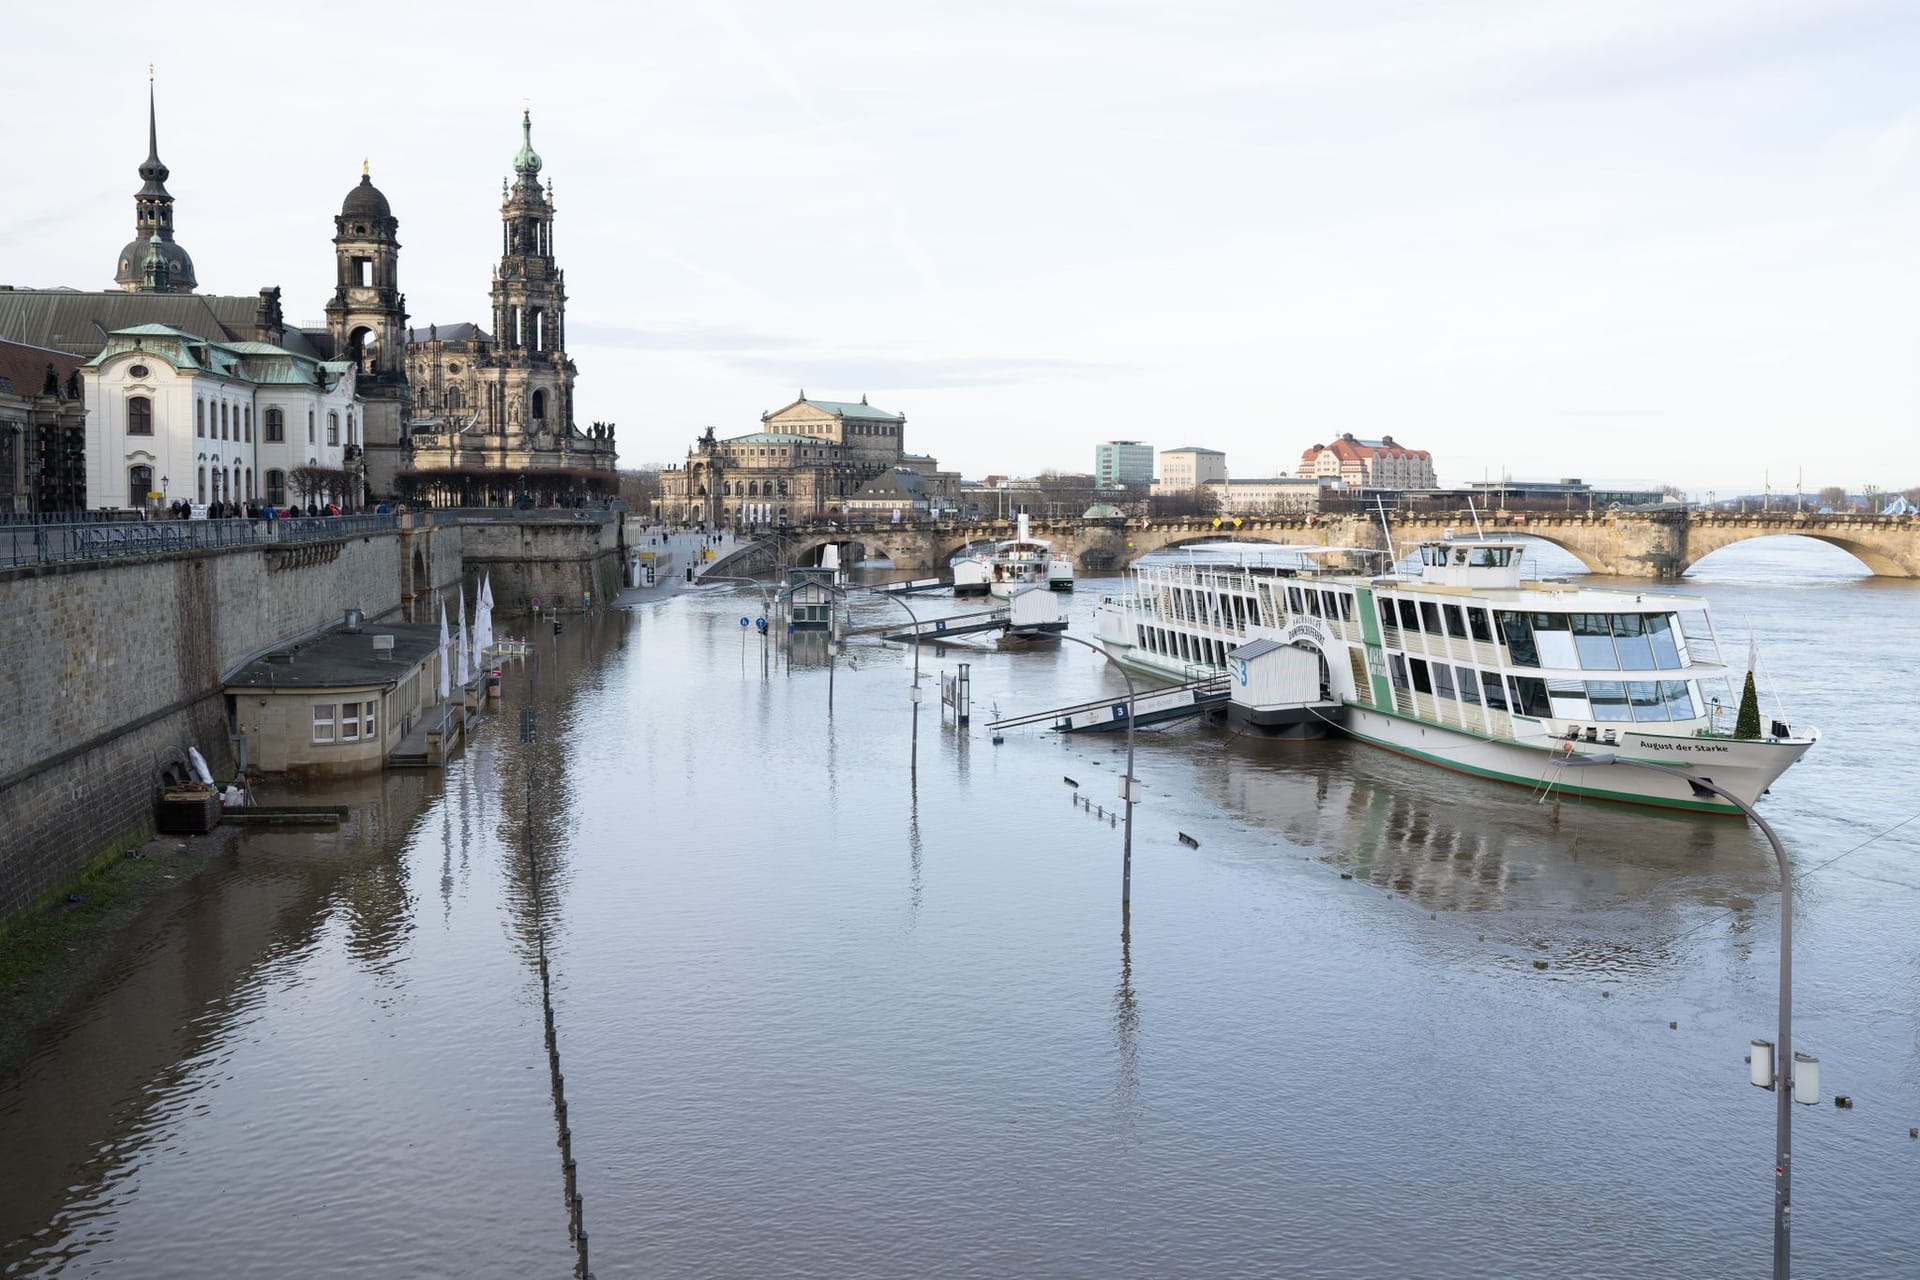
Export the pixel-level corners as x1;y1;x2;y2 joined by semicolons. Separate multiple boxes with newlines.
325;164;412;495
486;110;575;439
114;78;198;293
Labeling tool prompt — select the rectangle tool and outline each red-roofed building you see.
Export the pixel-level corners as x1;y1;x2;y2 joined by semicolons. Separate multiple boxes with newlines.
1296;433;1435;489
0;338;89;514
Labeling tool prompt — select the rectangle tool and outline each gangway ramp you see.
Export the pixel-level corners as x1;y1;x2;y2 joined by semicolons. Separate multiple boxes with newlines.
868;606;1012;643
988;673;1229;734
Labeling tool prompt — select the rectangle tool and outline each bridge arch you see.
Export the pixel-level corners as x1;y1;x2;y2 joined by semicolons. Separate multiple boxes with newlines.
1681;530;1914;577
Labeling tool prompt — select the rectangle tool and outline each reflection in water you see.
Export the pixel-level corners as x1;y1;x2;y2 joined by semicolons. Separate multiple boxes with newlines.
906;796;923;927
1111;919;1140;1144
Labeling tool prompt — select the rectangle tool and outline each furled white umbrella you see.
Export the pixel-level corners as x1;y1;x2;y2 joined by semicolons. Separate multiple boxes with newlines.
455;588;470;687
437;600;451;701
475;572;496;662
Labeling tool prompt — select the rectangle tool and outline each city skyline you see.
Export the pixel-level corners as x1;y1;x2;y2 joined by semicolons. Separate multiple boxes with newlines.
5;1;1917;494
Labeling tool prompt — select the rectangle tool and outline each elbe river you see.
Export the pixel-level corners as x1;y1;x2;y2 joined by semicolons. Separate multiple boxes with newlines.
2;535;1916;1277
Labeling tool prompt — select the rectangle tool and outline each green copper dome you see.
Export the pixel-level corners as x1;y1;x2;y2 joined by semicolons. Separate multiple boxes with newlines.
513;109;542;179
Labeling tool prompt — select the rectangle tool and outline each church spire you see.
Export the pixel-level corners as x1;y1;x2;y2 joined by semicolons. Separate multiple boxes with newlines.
116;72;196;292
513;108;543;181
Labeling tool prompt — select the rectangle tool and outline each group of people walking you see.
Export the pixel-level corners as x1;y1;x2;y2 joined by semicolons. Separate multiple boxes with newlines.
163;499;344;520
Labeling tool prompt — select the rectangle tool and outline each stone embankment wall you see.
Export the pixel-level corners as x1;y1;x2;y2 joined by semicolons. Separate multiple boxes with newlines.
0;528;460;926
459;517;623;615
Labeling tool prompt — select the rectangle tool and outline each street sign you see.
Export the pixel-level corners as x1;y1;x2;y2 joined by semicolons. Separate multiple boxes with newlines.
740;617;750;627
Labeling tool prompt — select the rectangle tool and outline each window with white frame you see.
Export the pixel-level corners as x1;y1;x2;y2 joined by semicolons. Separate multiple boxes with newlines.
361;700;378;739
312;703;336;743
341;704;360;741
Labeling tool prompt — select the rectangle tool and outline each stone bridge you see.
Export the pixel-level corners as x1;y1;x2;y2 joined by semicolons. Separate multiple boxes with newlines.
706;509;1920;579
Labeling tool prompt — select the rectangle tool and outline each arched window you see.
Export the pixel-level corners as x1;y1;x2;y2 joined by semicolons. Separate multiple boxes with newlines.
265;469;286;505
127;395;152;436
197;466;207;502
219;402;229;439
129;464;152;505
244;407;253;442
722;481;731;497
264;407;284;442
449;385;464;410
195;399;205;437
308;410;315;443
347;413;355;445
245;467;253;499
748;480;759;497
531;389;547;420
327;413;340;446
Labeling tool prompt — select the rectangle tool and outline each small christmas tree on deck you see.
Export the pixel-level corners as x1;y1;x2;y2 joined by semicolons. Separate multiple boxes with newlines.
1734;671;1762;739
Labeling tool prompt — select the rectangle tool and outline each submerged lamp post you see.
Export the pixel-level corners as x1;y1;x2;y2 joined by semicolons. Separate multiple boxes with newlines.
864;588;923;780
1052;632;1138;912
1551;751;1811;1279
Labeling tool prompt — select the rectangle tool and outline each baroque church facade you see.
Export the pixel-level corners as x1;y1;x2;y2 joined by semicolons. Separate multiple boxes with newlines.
401;111;618;506
0;84;613;509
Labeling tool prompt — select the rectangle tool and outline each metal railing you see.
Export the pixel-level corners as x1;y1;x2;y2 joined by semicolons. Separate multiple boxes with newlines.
2;513;400;568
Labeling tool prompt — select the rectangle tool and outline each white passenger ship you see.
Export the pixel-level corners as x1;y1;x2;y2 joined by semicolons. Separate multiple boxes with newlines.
1092;538;1817;813
959;514;1075;598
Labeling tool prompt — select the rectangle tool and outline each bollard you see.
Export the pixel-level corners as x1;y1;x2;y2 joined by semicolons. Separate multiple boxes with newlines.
577;1230;589;1275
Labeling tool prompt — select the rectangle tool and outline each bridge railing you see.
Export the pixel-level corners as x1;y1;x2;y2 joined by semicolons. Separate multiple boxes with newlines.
1;513;402;569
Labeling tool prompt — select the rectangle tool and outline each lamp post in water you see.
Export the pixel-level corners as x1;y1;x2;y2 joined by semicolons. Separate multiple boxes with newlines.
1050;632;1139;915
1551;751;1810;1279
863;588;923;781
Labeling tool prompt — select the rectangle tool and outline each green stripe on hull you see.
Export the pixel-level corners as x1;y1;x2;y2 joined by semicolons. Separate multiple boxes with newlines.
1336;720;1741;815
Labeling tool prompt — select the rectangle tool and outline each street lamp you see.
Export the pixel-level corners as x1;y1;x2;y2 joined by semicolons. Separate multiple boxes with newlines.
160;474;169;509
863;588;923;781
1050;632;1139;914
1551;751;1809;1279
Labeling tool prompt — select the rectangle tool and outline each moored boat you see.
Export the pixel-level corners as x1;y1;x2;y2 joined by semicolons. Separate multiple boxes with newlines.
1092;537;1816;812
986;513;1075;599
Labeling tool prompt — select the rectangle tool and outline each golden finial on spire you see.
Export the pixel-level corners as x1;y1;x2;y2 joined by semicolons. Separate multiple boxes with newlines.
362;157;370;177
148;62;154;83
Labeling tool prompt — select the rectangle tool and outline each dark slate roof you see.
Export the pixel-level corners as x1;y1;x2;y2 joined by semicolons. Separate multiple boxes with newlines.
1228;638;1285;660
0;289;321;360
407;322;491;344
225;623;443;691
341;173;393;220
0;337;86;398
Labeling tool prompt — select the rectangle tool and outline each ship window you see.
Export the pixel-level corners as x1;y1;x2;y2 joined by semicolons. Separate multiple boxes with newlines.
1432;663;1456;698
1587;681;1632;721
1648;615;1682;669
1663;680;1695;719
1629;681;1669;721
1467;608;1493;643
1480;670;1509;710
1509;676;1551;718
1455;666;1481;704
1338;593;1354;622
1287;586;1304;613
1397;599;1419;631
1306;590;1322;618
1409;658;1433;694
1388;654;1409;690
1443;604;1468;639
1498;611;1539;666
1547;678;1590;718
1419;601;1441;634
1529;613;1577;667
1571;613;1619;669
1612;614;1655;669
1378;599;1396;632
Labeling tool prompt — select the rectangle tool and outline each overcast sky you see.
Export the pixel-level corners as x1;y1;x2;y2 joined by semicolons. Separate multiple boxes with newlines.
7;1;1918;493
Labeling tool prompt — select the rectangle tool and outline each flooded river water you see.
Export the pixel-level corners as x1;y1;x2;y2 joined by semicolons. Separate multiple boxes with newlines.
3;536;1917;1277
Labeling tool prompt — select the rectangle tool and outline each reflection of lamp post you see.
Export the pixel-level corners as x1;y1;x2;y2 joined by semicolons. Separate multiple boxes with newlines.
1552;752;1810;1279
1050;632;1138;912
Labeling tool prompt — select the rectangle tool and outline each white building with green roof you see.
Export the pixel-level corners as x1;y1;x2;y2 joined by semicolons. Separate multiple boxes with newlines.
82;324;360;510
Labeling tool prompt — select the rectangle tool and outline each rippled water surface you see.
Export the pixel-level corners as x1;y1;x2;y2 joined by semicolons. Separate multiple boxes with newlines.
3;534;1917;1278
